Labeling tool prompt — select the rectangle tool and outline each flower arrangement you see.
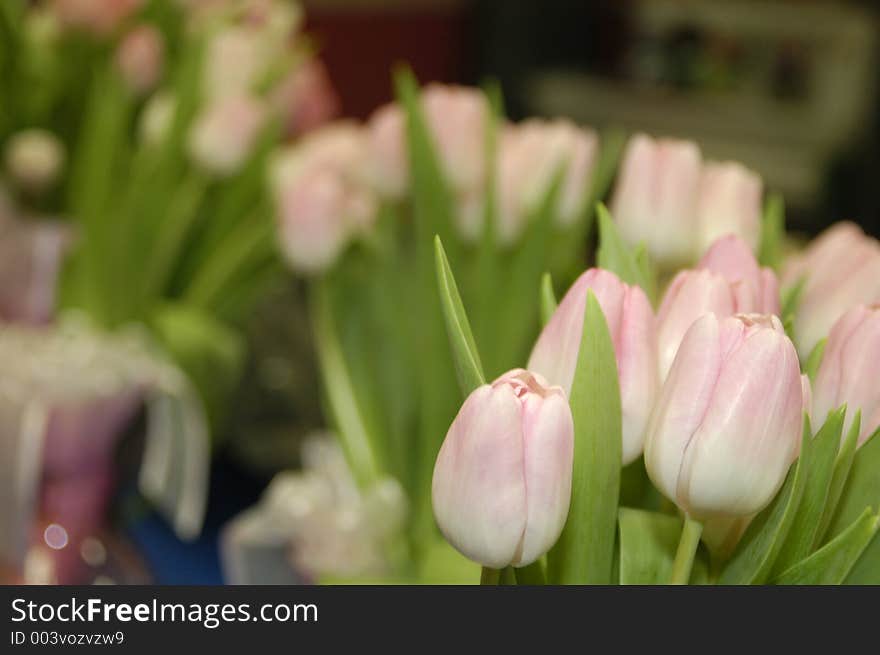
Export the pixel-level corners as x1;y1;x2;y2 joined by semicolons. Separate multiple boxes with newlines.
264;72;880;585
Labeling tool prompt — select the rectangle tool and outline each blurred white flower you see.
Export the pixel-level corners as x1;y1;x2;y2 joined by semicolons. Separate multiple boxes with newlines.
4;129;65;193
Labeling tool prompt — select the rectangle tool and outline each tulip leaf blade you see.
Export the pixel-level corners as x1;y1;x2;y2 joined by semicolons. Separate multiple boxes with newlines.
540;272;558;327
772;408;845;574
547;291;622;584
596;203;656;303
816;411;861;544
804;338;826;383
719;425;812;584
758;193;785;271
434;236;486;395
824;425;880;544
618;508;708;585
773;508;879;585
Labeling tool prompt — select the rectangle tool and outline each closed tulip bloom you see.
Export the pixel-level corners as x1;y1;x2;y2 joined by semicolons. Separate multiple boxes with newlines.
432;369;574;568
365;102;408;198
697;235;780;315
4;129;65;193
611;133;702;268
528;268;657;464
188;94;265;175
782;222;880;357
645;313;803;519
271;123;376;273
52;0;144;36
696;162;763;256
115;24;164;94
812;304;880;446
495;119;598;245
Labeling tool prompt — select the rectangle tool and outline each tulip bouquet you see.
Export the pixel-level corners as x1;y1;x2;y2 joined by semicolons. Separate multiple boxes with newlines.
0;0;337;554
270;81;880;583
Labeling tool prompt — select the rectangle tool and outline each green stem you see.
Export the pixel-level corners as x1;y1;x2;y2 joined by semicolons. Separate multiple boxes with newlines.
670;516;703;585
480;567;500;585
515;560;546;585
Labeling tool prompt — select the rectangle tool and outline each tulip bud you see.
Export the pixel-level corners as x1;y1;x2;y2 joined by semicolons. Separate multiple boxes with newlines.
432;369;574;568
271;123;376;273
495;119;598;245
697;235;780;315
271;60;340;136
188;94;265;175
812;304;880;446
610;133;702;268
696;161;763;256
528;268;657;464
52;0;144;36
139;92;176;147
366;102;408;198
782;222;880;357
645;313;803;519
115;24;164;94
4;129;65;193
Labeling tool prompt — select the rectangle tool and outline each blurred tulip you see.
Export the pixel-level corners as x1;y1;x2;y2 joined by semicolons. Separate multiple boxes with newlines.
697;235;780;315
115;24;164;94
52;0;144;35
188;94;265;175
782;222;880;357
611;133;702;268
495;119;598;244
645;313;803;519
203;26;266;101
696;162;763;256
272;60;340;136
365;102;408;198
139;92;176;146
812;304;880;446
271;123;376;273
4;129;65;193
528;268;657;464
0;219;71;324
432;369;573;568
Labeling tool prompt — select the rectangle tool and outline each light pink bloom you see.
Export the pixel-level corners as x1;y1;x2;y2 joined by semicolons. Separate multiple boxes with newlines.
432;369;573;568
697;235;780;315
365;102;408;198
115;24;164;94
528;268;657;464
272;60;340;136
271;123;376;273
52;0;144;35
696;161;763;256
188;94;266;175
812;304;880;446
610;133;702;268
645;314;803;519
782;222;880;357
495;119;598;244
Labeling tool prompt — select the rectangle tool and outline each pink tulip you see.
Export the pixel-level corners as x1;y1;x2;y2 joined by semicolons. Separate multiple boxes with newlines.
272;60;340;136
610;133;702;268
52;0;144;35
495;119;598;245
645;313;803;519
271;123;376;273
782;222;880;357
366;102;408;198
697;235;780;315
188;94;266;175
812;304;880;446
115;24;164;94
528;269;657;464
432;369;573;568
696;162;763;256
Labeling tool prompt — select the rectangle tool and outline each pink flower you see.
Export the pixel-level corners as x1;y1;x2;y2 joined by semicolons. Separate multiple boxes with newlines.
272;60;340;136
645;314;803;519
432;369;573;568
812;304;880;446
528;269;657;464
52;0;144;35
696;162;763;256
697;235;780;315
115;24;164;94
188;94;266;175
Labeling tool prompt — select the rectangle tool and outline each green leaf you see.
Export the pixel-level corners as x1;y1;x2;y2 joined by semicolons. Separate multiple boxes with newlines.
824;426;880;543
309;281;384;488
596;204;656;303
434;236;486;396
547;291;622;584
804;338;826;383
417;539;481;584
719;426;812;584
758;193;785;271
772;409;845;574
618;508;708;585
844;529;880;584
817;412;861;544
774;508;879;585
540;272;558;327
